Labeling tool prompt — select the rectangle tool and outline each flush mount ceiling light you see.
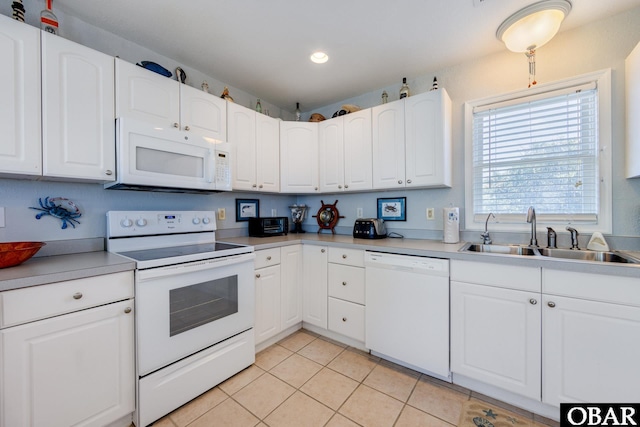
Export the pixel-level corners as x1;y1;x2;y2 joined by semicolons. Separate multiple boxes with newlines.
496;0;572;86
310;51;329;64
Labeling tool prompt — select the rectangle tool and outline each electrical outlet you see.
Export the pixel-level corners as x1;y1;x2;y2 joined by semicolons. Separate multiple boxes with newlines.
217;208;226;221
0;207;5;227
356;207;363;218
426;208;435;220
271;209;277;216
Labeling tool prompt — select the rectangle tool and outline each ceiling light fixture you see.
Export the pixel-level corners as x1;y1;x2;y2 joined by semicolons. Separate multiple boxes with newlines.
497;0;572;87
310;51;329;64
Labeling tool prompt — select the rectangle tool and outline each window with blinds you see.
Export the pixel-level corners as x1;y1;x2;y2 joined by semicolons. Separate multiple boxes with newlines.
470;82;600;224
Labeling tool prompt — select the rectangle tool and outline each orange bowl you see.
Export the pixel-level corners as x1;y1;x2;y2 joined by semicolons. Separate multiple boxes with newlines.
0;242;46;269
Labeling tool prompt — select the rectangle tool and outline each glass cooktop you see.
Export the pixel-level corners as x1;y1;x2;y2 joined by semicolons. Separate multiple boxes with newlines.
119;242;249;262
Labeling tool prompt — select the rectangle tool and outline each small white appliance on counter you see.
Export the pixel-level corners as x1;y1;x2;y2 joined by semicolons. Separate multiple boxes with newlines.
105;118;232;193
106;211;255;426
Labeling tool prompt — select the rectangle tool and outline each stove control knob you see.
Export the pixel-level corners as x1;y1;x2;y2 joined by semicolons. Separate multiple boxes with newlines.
136;218;148;227
192;217;201;225
120;219;133;228
202;217;211;224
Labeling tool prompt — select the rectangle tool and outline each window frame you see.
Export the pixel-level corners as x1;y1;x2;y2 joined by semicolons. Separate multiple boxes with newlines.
464;69;612;234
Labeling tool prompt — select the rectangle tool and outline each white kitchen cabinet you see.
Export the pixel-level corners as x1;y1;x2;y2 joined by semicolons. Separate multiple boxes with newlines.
542;269;640;406
42;32;115;182
229;102;279;192
1;273;135;427
302;245;328;328
280;121;319;193
280;244;303;329
0;14;42;177
327;247;366;342
254;264;281;345
372;90;452;189
116;58;226;140
319;110;372;192
450;281;541;400
626;41;640;178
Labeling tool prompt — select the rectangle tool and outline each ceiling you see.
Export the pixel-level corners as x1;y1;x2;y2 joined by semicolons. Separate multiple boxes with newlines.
53;0;639;111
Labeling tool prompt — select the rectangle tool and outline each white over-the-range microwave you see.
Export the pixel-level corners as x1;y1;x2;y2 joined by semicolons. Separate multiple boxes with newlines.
105;117;232;193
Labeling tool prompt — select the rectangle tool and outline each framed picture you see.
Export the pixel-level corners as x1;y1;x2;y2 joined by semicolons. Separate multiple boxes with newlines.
377;197;406;221
236;199;259;222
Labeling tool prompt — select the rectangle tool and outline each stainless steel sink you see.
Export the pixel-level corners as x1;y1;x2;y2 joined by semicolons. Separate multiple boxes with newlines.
537;248;640;264
460;242;640;264
460;243;537;256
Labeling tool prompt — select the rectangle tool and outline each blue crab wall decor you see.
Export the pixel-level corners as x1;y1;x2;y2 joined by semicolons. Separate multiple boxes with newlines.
30;197;82;229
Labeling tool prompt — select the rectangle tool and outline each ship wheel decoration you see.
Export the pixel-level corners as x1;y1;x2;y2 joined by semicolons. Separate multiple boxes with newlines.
313;200;345;234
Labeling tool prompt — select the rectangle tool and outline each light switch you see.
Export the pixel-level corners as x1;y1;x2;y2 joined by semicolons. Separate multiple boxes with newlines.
217;208;226;221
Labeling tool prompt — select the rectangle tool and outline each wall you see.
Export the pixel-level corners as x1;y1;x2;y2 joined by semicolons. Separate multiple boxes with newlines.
1;5;639;248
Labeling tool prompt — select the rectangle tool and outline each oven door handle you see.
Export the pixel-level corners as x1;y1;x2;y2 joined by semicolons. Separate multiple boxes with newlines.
136;252;255;280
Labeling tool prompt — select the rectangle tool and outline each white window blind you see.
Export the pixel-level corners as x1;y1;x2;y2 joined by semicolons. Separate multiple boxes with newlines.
471;82;599;223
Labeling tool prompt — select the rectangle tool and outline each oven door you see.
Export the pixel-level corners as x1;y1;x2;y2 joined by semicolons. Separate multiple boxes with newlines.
109;117;229;192
135;252;255;376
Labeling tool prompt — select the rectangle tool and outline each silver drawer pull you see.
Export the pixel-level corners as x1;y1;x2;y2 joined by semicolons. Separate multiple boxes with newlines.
184;125;190;131
105;170;113;176
267;256;272;261
255;273;261;278
73;292;83;300
342;281;347;286
529;298;537;305
548;301;556;308
342;254;347;259
124;307;132;314
342;317;347;322
321;249;325;253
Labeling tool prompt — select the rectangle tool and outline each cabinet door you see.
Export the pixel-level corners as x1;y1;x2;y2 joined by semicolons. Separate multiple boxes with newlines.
254;265;281;345
543;295;640;406
115;58;179;127
228;102;257;191
179;84;226;139
405;90;452;188
318;117;345;192
0;15;41;177
626;41;640;178
280;121;319;193
451;281;541;400
256;113;280;192
280;244;303;329
372;99;405;189
302;245;328;328
1;300;134;427
42;33;115;181
343;109;372;191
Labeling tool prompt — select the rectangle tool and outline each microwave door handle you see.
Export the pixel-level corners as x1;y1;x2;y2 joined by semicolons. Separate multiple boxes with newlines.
205;150;214;183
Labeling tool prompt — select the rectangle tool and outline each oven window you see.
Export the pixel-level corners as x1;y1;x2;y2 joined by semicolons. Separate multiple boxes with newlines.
169;275;238;336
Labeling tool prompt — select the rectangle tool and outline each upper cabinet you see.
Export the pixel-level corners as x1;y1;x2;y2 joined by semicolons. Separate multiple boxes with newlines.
280;121;319;193
116;58;226;140
42;32;115;182
626;41;640;178
228;102;279;192
319;109;372;192
0;15;42;178
372;89;452;189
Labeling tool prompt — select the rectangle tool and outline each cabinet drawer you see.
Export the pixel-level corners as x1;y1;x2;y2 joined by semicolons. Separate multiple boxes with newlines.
543;269;640;307
328;247;364;267
0;271;134;328
328;264;365;304
254;248;281;269
450;260;540;292
328;297;365;342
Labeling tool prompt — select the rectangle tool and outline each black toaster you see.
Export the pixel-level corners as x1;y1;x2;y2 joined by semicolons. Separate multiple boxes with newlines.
353;218;387;239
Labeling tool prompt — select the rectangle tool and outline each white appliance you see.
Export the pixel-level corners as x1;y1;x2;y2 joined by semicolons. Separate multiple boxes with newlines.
106;211;255;427
365;251;450;380
105;118;232;193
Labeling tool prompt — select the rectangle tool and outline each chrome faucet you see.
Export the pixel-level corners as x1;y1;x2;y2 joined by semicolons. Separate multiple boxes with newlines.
526;206;538;247
481;213;495;244
546;227;557;249
566;226;580;249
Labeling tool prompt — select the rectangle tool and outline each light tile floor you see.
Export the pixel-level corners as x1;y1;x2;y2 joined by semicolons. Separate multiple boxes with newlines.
151;329;560;427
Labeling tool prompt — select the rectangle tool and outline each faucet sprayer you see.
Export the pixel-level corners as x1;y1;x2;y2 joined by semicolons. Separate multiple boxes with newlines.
526;206;538;247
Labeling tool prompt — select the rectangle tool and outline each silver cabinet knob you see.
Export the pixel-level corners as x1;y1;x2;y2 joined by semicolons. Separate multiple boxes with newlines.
255;273;261;278
398;180;403;184
266;256;272;261
407;179;412;184
342;254;347;259
342;317;347;322
321;249;325;253
315;187;318;191
252;184;257;188
259;184;263;188
529;298;537;305
338;185;342;189
173;122;179;128
124;307;132;314
105;170;113;176
342;281;347;286
184;125;190;131
548;301;556;308
345;184;349;189
73;292;83;300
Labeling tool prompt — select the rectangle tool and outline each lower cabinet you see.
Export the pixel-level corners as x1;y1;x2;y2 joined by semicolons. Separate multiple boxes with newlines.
327;248;366;342
254;263;282;344
0;273;135;427
302;245;328;328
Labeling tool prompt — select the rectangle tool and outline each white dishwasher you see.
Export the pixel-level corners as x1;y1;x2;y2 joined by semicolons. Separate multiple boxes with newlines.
365;251;450;380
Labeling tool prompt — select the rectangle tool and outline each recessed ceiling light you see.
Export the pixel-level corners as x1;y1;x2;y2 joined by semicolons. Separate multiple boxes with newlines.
310;51;329;64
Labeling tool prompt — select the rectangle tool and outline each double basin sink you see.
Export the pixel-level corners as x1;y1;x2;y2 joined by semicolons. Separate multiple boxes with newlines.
460;243;640;264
